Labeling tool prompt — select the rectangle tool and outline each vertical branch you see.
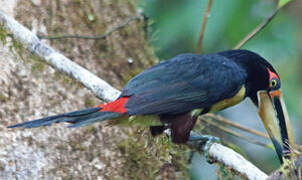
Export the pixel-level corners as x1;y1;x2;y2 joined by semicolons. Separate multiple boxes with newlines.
196;0;213;54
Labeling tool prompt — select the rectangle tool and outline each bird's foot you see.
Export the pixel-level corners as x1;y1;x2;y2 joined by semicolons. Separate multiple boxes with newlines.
187;131;220;163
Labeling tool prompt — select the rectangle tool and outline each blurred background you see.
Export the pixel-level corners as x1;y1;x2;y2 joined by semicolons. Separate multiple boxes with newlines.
139;0;302;179
1;0;301;179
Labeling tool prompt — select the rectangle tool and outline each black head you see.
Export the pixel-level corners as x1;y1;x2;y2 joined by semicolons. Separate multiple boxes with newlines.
220;50;293;164
219;49;281;105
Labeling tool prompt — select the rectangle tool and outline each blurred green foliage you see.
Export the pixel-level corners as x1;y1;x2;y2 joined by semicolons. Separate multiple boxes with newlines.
139;0;301;178
141;0;300;118
278;0;292;8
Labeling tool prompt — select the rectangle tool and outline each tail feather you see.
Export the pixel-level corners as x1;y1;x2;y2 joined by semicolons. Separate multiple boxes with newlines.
8;97;130;129
7;107;101;128
8;105;125;129
68;111;121;128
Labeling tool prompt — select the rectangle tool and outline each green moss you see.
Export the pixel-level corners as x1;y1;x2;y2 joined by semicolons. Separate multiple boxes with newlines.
276;158;301;179
54;71;79;86
217;164;242;180
10;38;26;60
0;25;28;61
31;61;45;73
0;26;8;45
84;97;95;107
0;93;8;102
0;25;43;66
84;126;98;135
117;127;189;179
9;0;186;178
69;138;88;152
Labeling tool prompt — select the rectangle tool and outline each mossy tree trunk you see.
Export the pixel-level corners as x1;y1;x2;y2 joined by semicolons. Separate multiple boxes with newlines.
0;0;188;179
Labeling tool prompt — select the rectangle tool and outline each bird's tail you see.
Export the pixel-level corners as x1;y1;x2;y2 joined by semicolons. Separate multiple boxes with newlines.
8;97;129;128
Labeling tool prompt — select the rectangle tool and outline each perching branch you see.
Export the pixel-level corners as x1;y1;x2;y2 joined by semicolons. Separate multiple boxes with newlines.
38;15;142;40
206;143;268;179
207;143;268;179
186;131;268;180
196;0;213;54
0;10;269;179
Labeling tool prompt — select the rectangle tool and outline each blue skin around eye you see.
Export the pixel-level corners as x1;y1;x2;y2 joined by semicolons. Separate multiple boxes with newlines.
271;78;280;90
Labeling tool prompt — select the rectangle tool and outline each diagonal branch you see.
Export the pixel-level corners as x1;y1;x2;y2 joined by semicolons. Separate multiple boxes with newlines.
233;9;278;49
201;117;270;148
207;143;268;179
196;0;213;54
0;10;268;179
38;15;142;40
184;131;268;179
204;114;269;139
233;0;293;50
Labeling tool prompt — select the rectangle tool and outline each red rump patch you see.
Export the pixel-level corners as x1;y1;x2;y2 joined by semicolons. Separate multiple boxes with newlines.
95;97;129;114
267;68;279;80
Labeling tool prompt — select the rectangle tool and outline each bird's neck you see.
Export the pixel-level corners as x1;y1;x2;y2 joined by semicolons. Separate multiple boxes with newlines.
218;50;269;101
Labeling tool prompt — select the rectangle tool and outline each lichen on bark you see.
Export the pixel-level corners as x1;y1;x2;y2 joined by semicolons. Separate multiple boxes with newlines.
0;0;189;179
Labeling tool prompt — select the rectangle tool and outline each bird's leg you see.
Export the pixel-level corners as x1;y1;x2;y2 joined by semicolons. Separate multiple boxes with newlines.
187;131;220;163
164;129;220;163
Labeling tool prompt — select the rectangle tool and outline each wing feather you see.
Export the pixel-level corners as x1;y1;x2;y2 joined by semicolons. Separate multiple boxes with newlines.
122;53;247;115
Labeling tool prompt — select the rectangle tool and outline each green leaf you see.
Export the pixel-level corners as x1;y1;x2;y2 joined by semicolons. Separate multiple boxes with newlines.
278;0;291;9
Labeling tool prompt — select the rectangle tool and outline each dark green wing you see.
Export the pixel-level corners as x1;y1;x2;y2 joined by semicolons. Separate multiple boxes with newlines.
121;53;247;115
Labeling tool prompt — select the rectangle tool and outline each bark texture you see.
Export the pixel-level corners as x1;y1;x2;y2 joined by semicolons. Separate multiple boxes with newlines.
0;0;188;179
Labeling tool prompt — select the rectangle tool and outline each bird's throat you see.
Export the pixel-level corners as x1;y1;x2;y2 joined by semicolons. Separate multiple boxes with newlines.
209;86;246;113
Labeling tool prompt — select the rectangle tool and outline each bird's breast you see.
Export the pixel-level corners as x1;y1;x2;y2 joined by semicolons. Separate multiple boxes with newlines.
209;85;246;113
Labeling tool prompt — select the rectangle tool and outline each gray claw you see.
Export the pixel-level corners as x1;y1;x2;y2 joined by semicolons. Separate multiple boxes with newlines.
203;136;220;163
187;131;220;163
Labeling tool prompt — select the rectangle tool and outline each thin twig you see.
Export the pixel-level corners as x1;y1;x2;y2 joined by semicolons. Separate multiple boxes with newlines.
38;15;142;40
233;0;293;49
196;0;213;54
204;114;269;139
201;117;270;148
233;9;278;49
